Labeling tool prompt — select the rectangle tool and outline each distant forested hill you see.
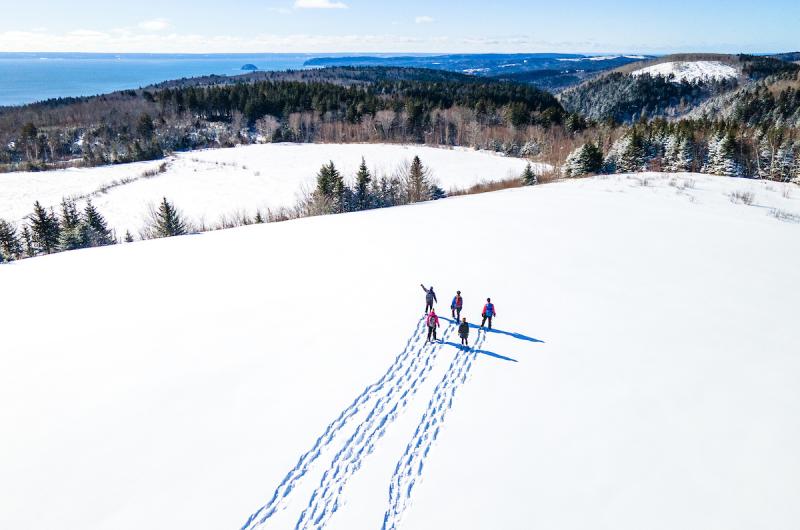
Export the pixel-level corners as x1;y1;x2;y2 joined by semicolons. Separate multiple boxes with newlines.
559;54;800;124
0;67;565;171
301;54;652;92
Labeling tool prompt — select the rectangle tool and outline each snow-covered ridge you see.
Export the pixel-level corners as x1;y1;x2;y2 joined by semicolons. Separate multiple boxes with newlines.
632;60;739;83
0;143;543;235
558;55;647;62
1;173;798;530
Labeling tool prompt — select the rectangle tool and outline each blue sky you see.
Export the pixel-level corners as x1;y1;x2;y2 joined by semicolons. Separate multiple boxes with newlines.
1;0;798;54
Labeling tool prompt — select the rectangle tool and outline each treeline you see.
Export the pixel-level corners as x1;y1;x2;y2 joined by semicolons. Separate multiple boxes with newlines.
0;70;566;171
732;84;800;128
563;119;800;181
739;54;800;80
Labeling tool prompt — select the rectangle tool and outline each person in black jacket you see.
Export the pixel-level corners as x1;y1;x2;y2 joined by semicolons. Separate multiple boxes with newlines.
458;317;470;348
420;283;437;313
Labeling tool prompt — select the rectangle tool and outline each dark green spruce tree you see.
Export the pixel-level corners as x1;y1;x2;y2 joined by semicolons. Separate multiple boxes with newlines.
354;157;373;211
59;198;84;251
521;163;538;186
405;155;430;203
0;219;23;261
82;200;114;247
146;197;188;238
28;201;60;255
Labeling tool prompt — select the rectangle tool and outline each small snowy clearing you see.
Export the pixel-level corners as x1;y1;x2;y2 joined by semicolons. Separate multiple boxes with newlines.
0;143;542;235
632;60;739;83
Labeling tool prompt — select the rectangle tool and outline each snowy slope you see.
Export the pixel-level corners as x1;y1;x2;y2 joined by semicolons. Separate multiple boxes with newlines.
1;173;799;530
0;143;542;235
632;60;739;83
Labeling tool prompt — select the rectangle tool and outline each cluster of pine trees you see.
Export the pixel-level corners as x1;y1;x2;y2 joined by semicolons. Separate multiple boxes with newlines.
0;199;114;262
563;120;800;181
303;155;446;216
0;197;194;264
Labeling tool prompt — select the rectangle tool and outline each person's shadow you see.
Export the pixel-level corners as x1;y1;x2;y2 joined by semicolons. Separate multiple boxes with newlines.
441;341;519;363
439;317;545;344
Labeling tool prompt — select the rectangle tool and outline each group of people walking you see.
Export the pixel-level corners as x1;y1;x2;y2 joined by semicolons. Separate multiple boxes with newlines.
420;284;497;347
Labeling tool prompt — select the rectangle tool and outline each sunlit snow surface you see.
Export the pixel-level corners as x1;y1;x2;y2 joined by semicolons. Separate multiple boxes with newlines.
1;172;799;530
632;60;739;83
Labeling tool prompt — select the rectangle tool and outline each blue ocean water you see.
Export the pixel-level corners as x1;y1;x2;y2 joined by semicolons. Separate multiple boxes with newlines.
0;53;321;107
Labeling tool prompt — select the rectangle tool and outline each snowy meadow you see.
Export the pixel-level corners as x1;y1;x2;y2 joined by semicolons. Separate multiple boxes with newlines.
1;169;799;530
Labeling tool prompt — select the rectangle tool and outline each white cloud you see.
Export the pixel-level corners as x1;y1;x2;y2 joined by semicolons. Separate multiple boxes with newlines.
138;18;171;31
294;0;348;8
415;16;435;24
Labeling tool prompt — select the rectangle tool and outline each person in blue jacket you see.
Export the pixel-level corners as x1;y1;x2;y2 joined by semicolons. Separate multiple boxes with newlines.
480;298;496;329
451;291;463;322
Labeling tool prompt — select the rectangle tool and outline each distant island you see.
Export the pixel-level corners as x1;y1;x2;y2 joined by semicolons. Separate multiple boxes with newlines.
241;64;259;71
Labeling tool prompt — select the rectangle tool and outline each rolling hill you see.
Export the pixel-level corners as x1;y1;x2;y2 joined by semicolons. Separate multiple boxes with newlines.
559;53;800;123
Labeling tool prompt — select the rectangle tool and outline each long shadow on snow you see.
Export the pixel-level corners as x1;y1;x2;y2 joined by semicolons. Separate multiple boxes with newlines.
381;330;487;530
294;324;457;530
441;341;517;363
438;317;545;344
240;317;427;530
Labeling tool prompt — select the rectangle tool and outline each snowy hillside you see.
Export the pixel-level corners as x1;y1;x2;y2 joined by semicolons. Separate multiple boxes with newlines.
631;60;739;83
1;173;799;530
0;143;540;235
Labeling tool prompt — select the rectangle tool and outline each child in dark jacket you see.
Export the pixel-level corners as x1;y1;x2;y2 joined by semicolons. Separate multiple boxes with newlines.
458;317;469;347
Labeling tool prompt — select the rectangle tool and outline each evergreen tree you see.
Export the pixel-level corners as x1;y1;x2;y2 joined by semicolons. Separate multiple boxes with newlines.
616;131;647;173
704;132;742;177
675;136;695;172
59;198;84;251
315;161;336;198
564;143;603;177
405;156;431;203
521;163;538;185
331;165;348;213
21;225;34;257
28;201;60;255
143;197;189;239
354;157;373;210
254;211;265;224
0;219;22;261
430;184;447;200
662;134;680;172
82;200;114;247
124;230;135;243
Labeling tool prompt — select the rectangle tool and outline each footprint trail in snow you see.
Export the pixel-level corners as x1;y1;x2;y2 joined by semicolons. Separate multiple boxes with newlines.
381;329;487;530
294;325;456;530
240;318;427;530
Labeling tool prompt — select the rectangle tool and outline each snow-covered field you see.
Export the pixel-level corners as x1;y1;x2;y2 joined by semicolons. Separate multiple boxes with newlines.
632;60;739;83
0;143;540;235
2;172;799;530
